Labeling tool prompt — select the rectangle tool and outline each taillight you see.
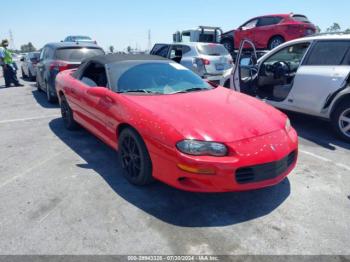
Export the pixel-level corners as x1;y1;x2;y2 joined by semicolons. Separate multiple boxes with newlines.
201;58;210;65
49;61;69;72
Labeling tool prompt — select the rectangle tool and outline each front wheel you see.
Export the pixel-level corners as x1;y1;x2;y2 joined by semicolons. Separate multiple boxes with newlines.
118;128;154;186
331;101;350;142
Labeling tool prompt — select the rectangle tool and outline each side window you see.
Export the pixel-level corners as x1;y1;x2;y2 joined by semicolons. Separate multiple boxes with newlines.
48;48;55;59
169;45;187;59
150;44;166;55
264;42;310;65
39;48;46;61
182;45;191;55
257;17;282;27
154;45;170;58
343;49;350;65
80;62;108;87
241;19;258;30
44;47;53;60
304;41;350;66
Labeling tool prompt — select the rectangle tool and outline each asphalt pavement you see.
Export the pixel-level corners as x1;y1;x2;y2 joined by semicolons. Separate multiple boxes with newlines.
0;73;349;255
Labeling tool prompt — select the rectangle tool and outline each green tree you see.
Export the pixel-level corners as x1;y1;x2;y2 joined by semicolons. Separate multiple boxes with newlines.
20;42;36;52
126;46;132;53
109;45;114;53
316;26;322;33
345;28;350;34
326;23;341;32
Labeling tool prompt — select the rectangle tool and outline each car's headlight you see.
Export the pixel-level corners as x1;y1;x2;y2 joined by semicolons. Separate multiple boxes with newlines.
285;118;291;132
176;140;228;157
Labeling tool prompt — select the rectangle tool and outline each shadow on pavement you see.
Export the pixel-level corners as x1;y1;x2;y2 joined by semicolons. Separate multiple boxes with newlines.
49;118;291;228
20;76;36;83
287;111;350;151
31;87;59;109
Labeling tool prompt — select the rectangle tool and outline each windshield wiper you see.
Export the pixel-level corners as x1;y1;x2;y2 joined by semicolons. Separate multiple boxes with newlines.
118;89;154;94
171;87;210;94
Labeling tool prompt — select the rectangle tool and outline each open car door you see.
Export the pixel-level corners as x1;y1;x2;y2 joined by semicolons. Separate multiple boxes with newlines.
231;39;258;95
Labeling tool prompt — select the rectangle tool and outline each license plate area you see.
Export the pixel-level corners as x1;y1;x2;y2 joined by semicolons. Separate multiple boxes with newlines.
215;64;225;71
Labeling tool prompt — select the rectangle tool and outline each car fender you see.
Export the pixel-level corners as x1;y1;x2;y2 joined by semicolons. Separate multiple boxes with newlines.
327;85;350;118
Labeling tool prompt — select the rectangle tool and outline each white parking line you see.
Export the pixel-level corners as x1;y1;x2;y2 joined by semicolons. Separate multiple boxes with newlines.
300;150;350;171
0;115;60;124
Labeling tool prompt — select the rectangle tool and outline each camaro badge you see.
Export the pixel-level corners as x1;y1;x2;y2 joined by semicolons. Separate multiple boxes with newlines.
270;145;276;152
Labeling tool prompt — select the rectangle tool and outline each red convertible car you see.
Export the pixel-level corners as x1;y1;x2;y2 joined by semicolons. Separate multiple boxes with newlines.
55;54;298;192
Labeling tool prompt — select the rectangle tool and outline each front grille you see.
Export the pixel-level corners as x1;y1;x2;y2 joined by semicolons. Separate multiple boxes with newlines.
235;151;297;184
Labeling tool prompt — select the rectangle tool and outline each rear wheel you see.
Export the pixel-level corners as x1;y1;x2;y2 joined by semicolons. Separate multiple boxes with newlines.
331;101;350;142
118;128;154;186
36;75;42;92
21;68;27;79
268;36;285;50
28;69;34;81
60;96;78;130
46;82;56;103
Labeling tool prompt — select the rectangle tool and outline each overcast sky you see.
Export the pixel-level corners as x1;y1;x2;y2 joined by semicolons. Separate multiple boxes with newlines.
1;0;349;51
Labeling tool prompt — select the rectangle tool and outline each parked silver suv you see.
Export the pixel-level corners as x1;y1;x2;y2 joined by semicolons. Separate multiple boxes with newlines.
151;42;233;85
229;34;350;141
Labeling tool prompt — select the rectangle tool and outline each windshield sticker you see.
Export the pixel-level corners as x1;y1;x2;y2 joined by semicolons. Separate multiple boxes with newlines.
170;63;189;70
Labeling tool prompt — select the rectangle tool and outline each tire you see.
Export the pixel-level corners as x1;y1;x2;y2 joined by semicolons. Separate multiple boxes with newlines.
21;68;27;79
28;69;34;81
118;128;154;186
60;96;79;130
46;81;57;103
221;38;234;53
331;101;350;142
36;75;42;92
268;36;285;50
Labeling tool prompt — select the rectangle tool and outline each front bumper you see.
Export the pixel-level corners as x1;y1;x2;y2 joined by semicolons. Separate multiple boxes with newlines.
148;129;298;192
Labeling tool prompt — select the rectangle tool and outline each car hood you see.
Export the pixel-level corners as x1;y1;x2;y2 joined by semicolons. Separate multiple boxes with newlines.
124;87;287;142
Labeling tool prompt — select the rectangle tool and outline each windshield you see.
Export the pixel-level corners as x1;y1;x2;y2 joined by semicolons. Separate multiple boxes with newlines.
197;44;229;56
109;62;212;95
55;48;104;62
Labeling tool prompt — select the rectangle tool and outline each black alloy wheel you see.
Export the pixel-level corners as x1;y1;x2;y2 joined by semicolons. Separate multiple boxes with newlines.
46;82;56;103
119;128;153;186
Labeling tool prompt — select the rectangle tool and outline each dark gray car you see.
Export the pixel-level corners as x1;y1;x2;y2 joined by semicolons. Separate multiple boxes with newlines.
36;42;104;103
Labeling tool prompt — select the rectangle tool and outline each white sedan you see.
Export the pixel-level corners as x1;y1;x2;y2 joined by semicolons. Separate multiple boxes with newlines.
225;34;350;142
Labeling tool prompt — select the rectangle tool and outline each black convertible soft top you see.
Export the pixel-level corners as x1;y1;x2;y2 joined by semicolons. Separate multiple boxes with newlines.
84;53;169;65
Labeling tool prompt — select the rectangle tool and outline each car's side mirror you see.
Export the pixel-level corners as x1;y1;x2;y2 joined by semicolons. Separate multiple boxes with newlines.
87;87;108;98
